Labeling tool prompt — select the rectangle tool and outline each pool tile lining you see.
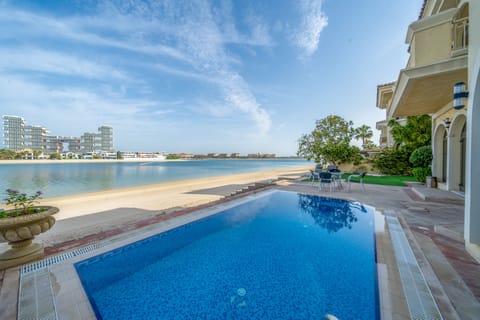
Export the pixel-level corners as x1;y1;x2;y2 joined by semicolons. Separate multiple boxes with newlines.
16;192;271;320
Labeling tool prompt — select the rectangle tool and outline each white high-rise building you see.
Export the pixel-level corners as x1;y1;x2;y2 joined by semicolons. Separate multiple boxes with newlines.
80;132;100;153
2;115;114;155
99;125;114;152
2;115;25;151
25;125;48;152
80;126;114;154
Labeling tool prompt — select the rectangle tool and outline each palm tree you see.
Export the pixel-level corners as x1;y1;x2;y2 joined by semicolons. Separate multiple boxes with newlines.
355;125;373;148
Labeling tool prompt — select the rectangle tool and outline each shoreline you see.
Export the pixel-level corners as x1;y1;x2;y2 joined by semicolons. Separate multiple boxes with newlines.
0;165;311;252
39;166;311;217
0;158;304;164
28;166;310;245
40;167;310;216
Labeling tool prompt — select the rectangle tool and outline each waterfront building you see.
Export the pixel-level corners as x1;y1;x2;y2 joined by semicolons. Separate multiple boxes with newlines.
80;132;100;153
376;0;480;262
46;136;81;154
99;125;114;152
81;126;114;154
2;115;113;155
25;125;48;152
2;115;25;151
376;0;468;192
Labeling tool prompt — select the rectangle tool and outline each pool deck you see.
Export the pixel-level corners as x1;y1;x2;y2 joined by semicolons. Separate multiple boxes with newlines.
1;176;479;319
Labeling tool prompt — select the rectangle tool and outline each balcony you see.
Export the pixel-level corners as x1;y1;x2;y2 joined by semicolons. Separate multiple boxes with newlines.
389;8;468;118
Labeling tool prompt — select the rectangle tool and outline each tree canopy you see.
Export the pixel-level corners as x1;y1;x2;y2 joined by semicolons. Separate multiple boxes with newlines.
388;115;431;153
297;115;361;165
354;125;373;148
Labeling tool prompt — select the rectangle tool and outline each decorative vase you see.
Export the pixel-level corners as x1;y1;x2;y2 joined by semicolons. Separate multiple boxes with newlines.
0;206;58;269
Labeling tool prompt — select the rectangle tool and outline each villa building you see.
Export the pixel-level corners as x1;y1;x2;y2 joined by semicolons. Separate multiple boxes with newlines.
377;0;468;192
375;82;407;148
376;0;480;262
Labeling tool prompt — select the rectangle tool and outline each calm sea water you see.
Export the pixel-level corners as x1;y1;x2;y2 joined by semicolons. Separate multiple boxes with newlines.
0;159;310;199
76;191;378;319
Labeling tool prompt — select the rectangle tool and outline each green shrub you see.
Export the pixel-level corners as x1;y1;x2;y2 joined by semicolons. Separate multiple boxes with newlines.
409;146;432;167
412;167;431;183
373;148;411;175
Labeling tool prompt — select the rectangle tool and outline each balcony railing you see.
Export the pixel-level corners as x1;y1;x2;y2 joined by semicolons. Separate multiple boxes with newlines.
452;17;468;54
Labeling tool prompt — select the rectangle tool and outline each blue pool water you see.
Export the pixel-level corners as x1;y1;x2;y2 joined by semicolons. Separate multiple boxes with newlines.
75;191;379;319
0;159;309;198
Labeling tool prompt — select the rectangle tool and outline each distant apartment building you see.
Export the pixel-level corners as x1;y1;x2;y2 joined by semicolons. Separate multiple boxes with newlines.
2;115;113;155
45;136;81;154
2;115;25;151
98;126;114;152
80;126;113;154
25;125;48;152
80;132;100;153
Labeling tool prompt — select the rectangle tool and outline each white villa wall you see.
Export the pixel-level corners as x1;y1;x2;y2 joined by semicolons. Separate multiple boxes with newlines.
463;0;480;262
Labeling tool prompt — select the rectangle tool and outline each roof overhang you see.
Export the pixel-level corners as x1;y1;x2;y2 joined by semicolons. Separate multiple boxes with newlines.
376;83;395;109
376;120;388;130
389;55;467;118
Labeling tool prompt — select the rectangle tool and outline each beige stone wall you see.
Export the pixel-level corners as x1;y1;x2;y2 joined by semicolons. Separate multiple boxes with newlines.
412;22;452;67
338;160;379;174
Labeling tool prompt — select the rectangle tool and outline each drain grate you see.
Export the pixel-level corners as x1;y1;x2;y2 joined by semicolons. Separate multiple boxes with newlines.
21;242;108;275
18;268;56;320
386;213;443;319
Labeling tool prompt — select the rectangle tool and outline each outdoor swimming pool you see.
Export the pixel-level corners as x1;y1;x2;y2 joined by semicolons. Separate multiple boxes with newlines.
75;191;379;319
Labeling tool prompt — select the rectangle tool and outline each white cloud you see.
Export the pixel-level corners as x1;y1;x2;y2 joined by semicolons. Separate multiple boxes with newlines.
154;1;272;133
0;75;163;127
0;7;191;63
293;0;328;58
153;63;220;84
0;1;272;134
222;72;272;134
0;48;127;80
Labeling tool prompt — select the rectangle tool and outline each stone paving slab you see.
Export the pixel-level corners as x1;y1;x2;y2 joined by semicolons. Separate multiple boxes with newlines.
412;186;464;205
1;181;479;320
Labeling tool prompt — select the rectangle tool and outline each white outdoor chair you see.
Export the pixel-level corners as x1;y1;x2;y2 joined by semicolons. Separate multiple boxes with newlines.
347;173;366;192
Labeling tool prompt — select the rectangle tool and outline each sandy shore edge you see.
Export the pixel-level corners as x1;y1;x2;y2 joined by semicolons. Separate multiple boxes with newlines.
38;166;309;218
1;166;308;245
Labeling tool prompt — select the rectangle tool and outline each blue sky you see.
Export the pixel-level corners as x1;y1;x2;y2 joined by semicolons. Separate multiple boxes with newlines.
0;0;423;155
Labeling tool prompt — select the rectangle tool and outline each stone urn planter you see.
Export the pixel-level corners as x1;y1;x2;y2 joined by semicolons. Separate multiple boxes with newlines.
0;206;58;269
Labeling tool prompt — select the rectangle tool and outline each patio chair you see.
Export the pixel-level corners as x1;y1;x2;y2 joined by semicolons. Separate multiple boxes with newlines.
318;172;334;192
328;168;343;189
347;172;366;192
309;170;320;186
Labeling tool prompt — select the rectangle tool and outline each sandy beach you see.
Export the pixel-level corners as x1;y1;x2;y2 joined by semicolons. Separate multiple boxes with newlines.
17;166;310;245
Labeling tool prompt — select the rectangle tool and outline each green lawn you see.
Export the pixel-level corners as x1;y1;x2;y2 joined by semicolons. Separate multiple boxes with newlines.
342;173;416;187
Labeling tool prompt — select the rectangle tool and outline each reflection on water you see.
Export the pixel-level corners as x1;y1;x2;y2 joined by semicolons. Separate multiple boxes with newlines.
297;194;363;233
